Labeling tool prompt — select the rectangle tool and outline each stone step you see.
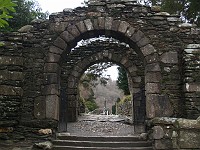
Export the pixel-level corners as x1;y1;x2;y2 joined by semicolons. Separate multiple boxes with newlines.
53;134;153;150
53;146;153;150
53;140;152;147
56;135;143;142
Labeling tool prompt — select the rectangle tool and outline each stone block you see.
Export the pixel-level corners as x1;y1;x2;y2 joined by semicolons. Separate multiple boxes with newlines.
128;65;137;73
152;126;164;139
92;19;99;30
186;44;200;49
145;72;161;83
0;56;23;66
137;36;150;48
84;19;94;31
44;63;60;73
60;31;74;43
18;25;34;32
67;25;80;37
132;77;141;83
34;96;46;119
151;6;161;12
131;30;144;42
49;46;64;54
185;83;200;92
45;95;59;120
44;84;59;95
179;130;200;149
145;63;161;72
155;139;173;149
141;44;157;56
0;70;23;81
111;20;121;31
146;83;160;94
145;53;159;64
105;17;113;30
49;22;69;32
44;73;59;84
46;53;61;63
177;118;200;129
125;27;136;38
97;17;105;30
146;94;173;118
161;52;178;64
53;37;67;50
118;21;130;33
76;21;87;33
0;85;23;96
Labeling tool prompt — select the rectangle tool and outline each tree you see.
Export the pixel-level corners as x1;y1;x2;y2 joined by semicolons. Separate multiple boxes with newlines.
84;62;113;86
139;0;200;26
116;67;130;95
0;0;17;28
4;0;48;30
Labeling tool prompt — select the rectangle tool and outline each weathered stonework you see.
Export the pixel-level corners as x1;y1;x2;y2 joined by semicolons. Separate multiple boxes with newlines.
148;117;200;150
0;0;200;143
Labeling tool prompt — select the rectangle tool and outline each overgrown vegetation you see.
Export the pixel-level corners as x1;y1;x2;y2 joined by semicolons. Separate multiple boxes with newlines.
0;0;48;31
0;0;17;28
139;0;200;26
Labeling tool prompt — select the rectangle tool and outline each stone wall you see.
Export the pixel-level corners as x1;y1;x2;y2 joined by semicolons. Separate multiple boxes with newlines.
184;44;200;119
0;32;24;128
0;0;200;135
148;117;200;150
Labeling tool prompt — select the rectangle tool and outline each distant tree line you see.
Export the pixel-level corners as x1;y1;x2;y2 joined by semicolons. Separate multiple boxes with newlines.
140;0;200;26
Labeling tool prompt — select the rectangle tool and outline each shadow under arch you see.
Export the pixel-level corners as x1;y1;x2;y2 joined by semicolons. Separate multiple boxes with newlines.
43;18;163;132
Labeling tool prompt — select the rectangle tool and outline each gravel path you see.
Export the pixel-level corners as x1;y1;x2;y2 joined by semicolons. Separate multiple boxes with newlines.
67;114;135;136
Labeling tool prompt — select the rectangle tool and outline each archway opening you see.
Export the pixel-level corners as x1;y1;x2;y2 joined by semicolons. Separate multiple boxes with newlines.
58;35;146;133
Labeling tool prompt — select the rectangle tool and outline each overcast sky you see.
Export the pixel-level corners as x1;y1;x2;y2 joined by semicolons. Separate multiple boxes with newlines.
37;0;119;80
37;0;85;13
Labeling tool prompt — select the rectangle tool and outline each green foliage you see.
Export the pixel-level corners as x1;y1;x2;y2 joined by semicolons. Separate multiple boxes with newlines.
140;0;200;26
3;0;48;31
0;0;17;28
85;62;113;86
118;95;131;105
85;100;98;112
116;66;130;95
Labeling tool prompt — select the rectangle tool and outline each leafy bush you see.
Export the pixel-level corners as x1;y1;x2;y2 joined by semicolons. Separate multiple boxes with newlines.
118;95;131;104
85;100;98;112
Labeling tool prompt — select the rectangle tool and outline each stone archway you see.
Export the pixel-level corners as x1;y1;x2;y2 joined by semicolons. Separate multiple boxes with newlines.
42;18;169;131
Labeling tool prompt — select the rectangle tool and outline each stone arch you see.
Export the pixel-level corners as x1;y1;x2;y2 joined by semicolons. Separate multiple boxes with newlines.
43;18;164;131
65;50;144;124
